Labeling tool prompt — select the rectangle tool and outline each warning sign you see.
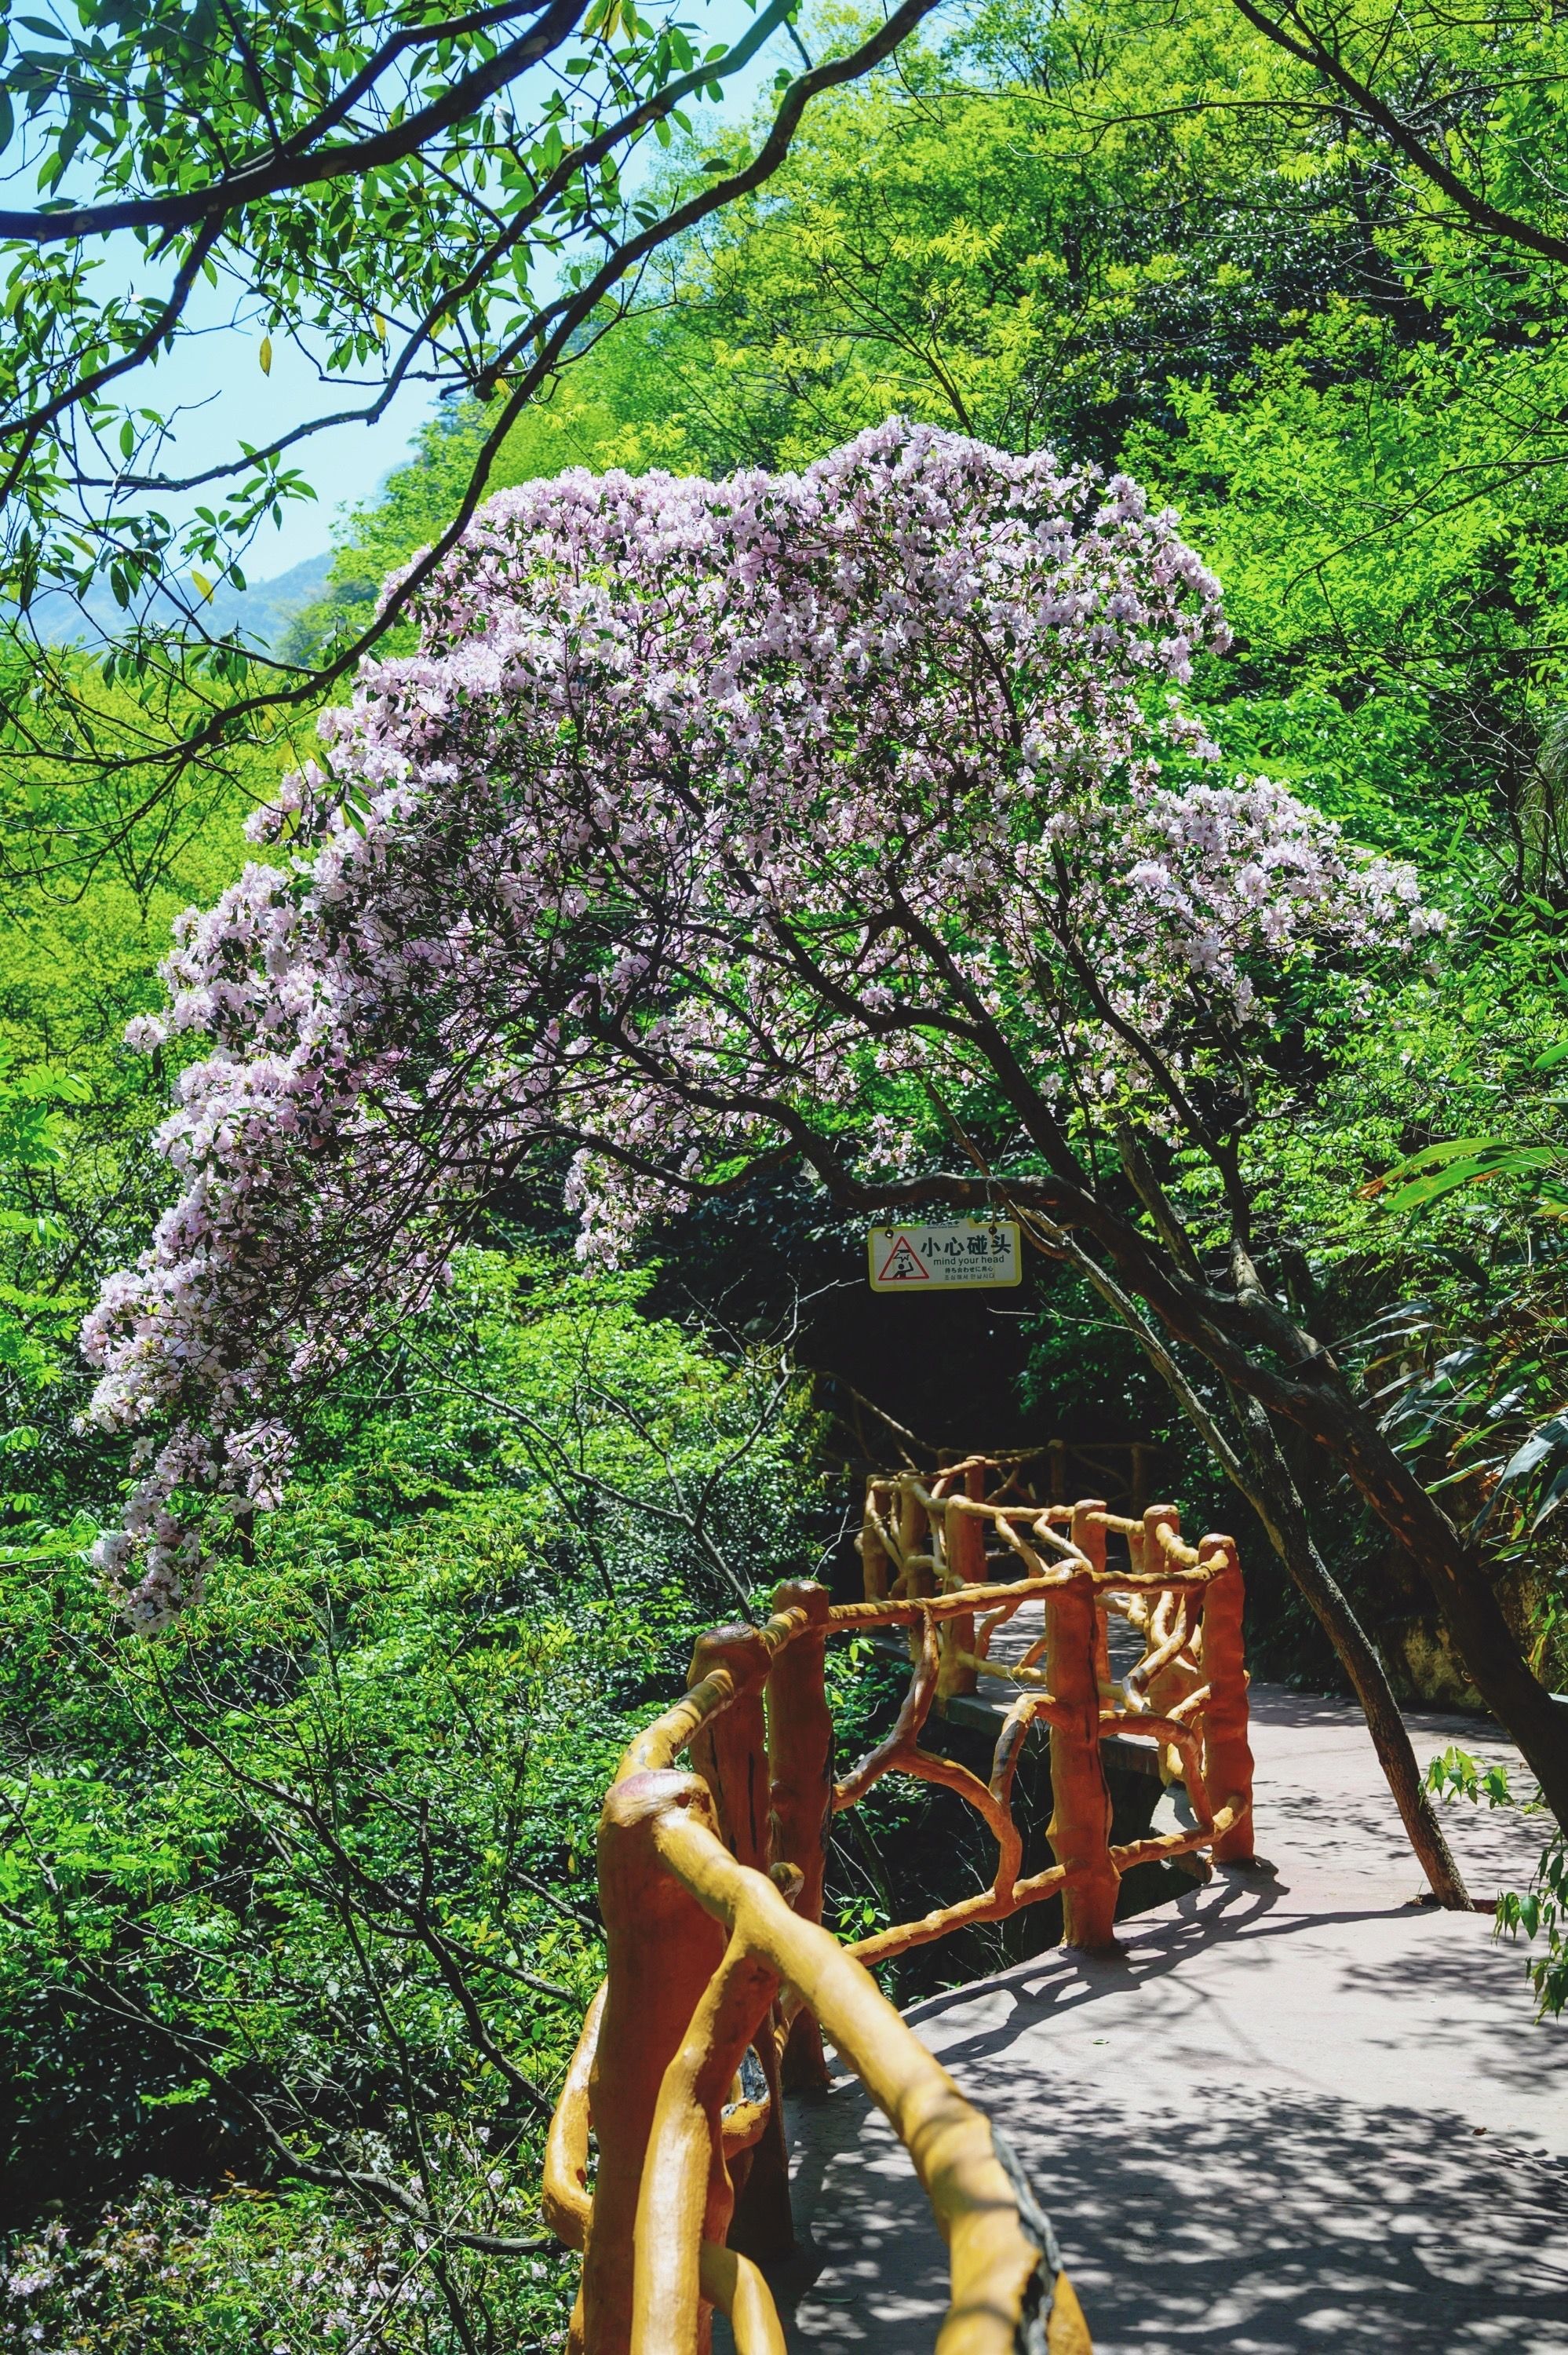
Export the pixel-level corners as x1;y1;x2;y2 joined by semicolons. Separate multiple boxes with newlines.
876;1233;929;1285
866;1219;1023;1293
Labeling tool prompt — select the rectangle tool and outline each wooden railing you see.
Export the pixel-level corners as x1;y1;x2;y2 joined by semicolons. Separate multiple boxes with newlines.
544;1460;1256;2355
830;1426;1163;1520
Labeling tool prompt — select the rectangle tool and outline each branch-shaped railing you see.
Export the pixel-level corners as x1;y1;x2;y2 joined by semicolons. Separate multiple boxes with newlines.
545;1462;1255;2355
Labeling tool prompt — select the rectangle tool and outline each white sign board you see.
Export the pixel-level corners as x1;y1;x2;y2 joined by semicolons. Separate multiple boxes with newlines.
866;1218;1023;1293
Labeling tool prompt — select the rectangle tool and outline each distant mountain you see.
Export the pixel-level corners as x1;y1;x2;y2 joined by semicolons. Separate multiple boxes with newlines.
25;550;335;654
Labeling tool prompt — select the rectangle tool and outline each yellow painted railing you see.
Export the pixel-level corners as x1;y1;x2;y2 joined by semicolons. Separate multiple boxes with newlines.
545;1462;1256;2355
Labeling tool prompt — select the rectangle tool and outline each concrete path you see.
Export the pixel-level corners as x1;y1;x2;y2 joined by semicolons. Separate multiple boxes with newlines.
775;1683;1568;2353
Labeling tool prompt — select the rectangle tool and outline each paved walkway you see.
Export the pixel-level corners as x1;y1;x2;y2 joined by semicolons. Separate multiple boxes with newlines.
775;1682;1568;2353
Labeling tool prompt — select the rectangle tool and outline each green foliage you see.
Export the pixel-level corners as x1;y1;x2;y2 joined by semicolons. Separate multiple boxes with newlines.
313;0;1384;597
0;0;956;913
1426;1743;1518;1813
0;2177;563;2355
0;1245;823;2331
0;0;822;647
312;0;1568;893
1496;1837;1568;2019
1428;1743;1568;2019
0;1060;89;1386
0;720;268;1550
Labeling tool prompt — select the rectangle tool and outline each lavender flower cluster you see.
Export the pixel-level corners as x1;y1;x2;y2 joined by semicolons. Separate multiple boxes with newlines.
82;419;1439;1627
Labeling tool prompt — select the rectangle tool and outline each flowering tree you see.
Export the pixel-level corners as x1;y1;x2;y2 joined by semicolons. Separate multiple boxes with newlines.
82;419;1568;1832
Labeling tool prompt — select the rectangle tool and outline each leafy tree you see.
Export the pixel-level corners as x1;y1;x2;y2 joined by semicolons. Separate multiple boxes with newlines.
308;0;1568;885
308;0;1385;579
2;1247;823;2339
0;0;943;892
0;701;275;1560
1214;0;1568;276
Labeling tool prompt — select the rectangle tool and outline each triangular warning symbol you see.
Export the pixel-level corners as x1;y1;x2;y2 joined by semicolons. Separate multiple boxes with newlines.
877;1232;929;1283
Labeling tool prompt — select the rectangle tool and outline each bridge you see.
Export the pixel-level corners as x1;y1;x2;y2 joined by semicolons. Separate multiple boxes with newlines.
544;1461;1568;2354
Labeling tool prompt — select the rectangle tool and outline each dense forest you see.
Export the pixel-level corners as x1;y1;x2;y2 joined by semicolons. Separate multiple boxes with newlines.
3;0;1568;2344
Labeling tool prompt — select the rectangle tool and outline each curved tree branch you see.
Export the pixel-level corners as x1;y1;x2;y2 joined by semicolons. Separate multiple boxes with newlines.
0;0;586;243
1227;0;1568;268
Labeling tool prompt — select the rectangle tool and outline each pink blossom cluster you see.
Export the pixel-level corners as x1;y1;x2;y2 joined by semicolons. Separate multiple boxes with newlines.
82;420;1436;1624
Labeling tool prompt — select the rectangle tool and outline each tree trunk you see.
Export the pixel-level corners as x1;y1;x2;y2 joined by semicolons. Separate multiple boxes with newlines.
1283;1364;1568;1832
1229;1393;1471;1910
1038;1229;1471;1906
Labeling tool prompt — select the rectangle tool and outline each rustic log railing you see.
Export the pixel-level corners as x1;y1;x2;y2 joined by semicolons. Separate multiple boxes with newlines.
544;1460;1256;2355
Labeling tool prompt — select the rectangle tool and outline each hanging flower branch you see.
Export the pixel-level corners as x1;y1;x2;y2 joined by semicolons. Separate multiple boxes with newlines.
83;420;1435;1628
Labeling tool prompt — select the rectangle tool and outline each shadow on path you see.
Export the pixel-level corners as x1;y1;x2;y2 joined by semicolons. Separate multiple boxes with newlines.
783;2075;1568;2354
772;1868;1568;2353
749;1681;1568;2353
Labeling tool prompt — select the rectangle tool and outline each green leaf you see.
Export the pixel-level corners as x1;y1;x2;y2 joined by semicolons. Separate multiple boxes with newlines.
1377;1141;1561;1211
1373;1136;1510;1188
1497;1414;1568;1492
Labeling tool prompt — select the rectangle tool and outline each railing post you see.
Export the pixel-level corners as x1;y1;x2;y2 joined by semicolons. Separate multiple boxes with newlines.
1142;1502;1179;1561
1199;1533;1256;1864
768;1579;833;2090
1070;1497;1110;1693
1045;1567;1120;1949
1141;1504;1193;1723
687;1626;769;1873
859;1476;890;1602
899;1478;932;1608
937;1463;985;1709
585;1772;727;2355
685;1633;795;2265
